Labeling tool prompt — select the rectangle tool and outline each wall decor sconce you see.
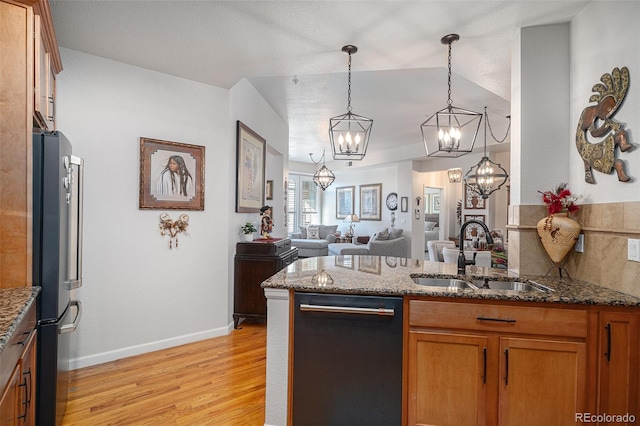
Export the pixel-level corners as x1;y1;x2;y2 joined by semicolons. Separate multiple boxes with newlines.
159;212;189;249
447;168;462;183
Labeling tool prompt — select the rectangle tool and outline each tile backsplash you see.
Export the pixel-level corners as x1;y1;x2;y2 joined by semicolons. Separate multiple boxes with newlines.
508;202;640;298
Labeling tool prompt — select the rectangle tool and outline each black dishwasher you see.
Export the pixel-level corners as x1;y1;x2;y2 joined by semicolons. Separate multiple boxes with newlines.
292;292;403;426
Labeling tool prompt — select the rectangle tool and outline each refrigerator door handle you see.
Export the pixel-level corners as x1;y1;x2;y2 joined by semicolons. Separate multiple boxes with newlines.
65;279;82;290
60;300;82;334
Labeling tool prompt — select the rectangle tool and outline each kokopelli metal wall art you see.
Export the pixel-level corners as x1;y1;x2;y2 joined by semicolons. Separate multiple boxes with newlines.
576;66;633;183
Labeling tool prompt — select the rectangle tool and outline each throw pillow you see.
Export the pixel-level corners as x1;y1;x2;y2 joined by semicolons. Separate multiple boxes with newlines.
389;228;403;239
307;226;320;239
326;234;337;243
299;225;310;239
377;228;390;240
425;221;437;231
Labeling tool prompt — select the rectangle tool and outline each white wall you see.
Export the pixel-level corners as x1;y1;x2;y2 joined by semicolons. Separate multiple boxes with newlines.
57;49;287;368
315;164;399;237
569;1;640;201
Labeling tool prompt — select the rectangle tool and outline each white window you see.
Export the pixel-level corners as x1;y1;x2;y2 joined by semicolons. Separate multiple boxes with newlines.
287;174;321;234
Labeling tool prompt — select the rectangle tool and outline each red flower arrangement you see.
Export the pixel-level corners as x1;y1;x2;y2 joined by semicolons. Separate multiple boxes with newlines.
539;183;580;215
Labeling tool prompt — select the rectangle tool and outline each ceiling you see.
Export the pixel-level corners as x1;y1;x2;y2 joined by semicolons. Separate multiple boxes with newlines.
49;0;590;164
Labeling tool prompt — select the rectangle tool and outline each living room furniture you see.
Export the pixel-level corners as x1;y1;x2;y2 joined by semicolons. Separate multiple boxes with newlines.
289;224;339;257
442;246;491;268
424;213;441;251
234;238;298;328
329;230;408;257
426;240;456;262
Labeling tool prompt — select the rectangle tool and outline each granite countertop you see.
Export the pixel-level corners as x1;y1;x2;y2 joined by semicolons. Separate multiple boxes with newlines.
0;287;41;354
262;255;640;307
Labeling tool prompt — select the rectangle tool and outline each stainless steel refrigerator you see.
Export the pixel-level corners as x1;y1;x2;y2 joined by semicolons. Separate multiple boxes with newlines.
32;130;83;426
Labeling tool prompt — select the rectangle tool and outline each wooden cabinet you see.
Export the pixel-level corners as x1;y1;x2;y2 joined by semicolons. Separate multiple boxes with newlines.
407;299;588;426
34;13;56;130
234;238;297;328
0;0;61;289
0;302;37;426
597;312;639;425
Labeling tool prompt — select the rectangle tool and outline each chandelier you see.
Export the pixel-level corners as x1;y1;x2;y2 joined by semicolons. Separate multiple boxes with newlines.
310;150;335;191
421;34;482;158
329;45;373;161
464;106;511;199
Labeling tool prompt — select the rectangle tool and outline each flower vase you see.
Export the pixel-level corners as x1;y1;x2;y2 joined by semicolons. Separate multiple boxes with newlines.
243;233;254;242
536;213;581;264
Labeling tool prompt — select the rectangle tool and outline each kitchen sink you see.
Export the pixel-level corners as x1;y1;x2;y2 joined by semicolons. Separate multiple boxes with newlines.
471;279;553;293
411;277;476;291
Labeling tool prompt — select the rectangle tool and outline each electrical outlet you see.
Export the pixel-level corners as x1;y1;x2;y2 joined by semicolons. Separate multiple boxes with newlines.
628;239;640;262
575;234;584;253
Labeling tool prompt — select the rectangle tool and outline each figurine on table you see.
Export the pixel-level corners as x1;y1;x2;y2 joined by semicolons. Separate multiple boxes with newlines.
260;205;273;239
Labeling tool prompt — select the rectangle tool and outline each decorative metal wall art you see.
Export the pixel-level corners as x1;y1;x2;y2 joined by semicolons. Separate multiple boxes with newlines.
159;213;189;249
576;66;633;183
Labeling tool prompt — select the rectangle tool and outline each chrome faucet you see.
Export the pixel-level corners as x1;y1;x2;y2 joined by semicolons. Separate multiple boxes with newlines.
458;220;494;275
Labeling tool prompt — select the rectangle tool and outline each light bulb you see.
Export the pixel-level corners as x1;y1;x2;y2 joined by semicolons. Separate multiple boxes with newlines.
355;133;361;145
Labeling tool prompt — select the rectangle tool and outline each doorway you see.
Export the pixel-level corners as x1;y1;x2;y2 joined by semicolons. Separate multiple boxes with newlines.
423;186;442;255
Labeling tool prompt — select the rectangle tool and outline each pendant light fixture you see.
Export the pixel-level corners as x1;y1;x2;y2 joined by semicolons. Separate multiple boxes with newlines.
421;34;482;158
310;150;335;191
447;168;462;183
329;45;373;161
464;106;511;199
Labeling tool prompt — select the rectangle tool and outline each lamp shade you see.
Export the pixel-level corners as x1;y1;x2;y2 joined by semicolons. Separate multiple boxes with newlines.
344;214;360;223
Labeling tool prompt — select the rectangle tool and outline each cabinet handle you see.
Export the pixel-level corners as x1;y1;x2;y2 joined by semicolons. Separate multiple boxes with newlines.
300;304;394;316
504;349;509;385
477;316;516;323
482;347;487;385
18;374;29;420
604;323;611;362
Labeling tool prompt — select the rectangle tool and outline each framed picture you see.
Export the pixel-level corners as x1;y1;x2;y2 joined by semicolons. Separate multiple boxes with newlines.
139;137;205;210
465;184;485;209
336;186;355;219
236;121;266;213
359;183;382;221
463;214;486;240
431;193;441;213
266;180;273;200
400;196;408;212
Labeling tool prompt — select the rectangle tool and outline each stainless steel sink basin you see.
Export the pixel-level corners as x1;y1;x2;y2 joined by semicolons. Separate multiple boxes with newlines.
412;277;475;290
471;280;553;293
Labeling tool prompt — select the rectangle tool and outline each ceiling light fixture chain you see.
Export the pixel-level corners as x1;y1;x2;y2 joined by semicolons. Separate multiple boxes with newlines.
446;38;453;108
346;49;353;112
485;109;511;143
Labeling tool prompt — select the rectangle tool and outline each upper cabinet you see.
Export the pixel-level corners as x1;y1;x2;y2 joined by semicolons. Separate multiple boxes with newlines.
33;0;62;130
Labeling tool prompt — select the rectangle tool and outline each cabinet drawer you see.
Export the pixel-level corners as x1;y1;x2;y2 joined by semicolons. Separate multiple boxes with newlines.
409;300;587;338
0;301;36;393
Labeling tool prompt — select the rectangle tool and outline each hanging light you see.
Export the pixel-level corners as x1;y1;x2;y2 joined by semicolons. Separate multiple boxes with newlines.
447;168;462;183
310;150;335;191
421;34;482;158
329;45;373;161
464;106;510;199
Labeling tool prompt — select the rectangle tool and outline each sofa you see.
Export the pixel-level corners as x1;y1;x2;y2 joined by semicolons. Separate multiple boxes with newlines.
289;224;339;257
328;228;408;258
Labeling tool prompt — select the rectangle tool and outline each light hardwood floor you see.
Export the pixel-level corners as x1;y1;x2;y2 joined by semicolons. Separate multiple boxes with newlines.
61;322;267;426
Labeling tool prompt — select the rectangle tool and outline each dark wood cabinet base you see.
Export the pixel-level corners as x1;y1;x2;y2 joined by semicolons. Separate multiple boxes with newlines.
234;238;297;329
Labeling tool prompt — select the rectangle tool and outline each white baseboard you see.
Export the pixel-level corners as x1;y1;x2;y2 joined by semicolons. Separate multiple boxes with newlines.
69;321;234;370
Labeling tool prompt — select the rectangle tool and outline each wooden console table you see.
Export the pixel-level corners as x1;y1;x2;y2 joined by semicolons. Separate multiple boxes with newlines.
234;238;298;328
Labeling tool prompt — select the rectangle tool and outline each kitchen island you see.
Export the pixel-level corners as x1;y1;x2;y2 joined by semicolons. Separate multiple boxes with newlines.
262;255;640;425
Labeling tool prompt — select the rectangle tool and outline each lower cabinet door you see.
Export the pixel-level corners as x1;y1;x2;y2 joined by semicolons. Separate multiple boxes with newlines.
499;337;586;426
408;331;488;426
598;312;639;425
